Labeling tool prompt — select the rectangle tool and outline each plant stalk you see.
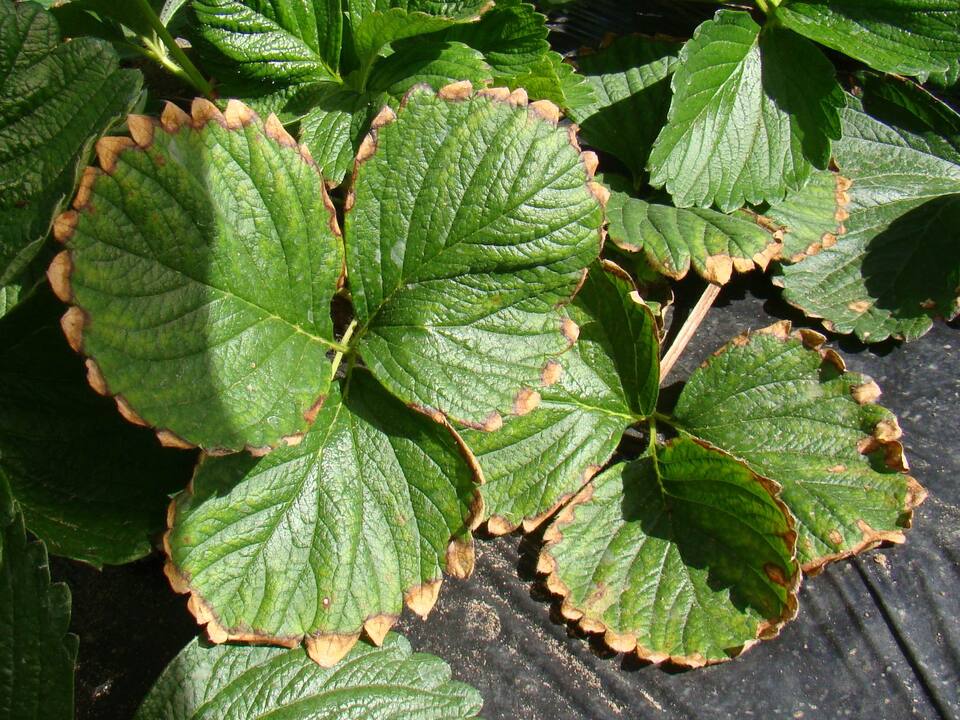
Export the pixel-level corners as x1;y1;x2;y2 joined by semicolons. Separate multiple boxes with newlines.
658;282;721;385
133;0;214;97
330;319;358;379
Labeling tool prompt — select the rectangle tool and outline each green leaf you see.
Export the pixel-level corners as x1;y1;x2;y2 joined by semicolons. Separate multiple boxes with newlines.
0;289;194;567
539;438;799;666
166;369;479;665
56;100;342;452
300;42;492;187
606;189;781;285
193;0;341;84
0;0;141;318
648;11;844;212
500;51;595;111
441;0;549;83
346;0;490;29
464;261;660;534
774;0;960;79
368;40;492;99
670;323;925;571
765;169;852;263
135;634;482;719
778;196;960;342
568;35;680;185
351;8;470;71
347;84;603;430
0;471;79;720
778;85;960;342
299;87;378;187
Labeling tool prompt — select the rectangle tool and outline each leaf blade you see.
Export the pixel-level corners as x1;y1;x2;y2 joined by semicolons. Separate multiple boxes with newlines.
57;102;342;451
0;473;78;720
165;370;479;661
539;438;799;665
348;85;603;429
135;634;482;719
647;11;843;212
671;323;925;571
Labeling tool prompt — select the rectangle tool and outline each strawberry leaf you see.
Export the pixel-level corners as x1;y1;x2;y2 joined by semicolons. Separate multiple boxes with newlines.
347;84;604;430
464;262;659;534
52;100;342;452
165;370;479;666
538;438;799;666
0;0;141;319
135;634;482;719
670;323;925;572
648;11;844;212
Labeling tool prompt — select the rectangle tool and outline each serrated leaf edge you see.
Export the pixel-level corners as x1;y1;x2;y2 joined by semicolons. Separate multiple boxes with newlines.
691;320;927;575
46;98;342;456
482;258;656;536
161;403;487;667
535;437;801;667
763;172;853;264
344;81;607;432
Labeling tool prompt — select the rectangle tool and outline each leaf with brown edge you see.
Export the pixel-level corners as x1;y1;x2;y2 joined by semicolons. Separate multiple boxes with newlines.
347;83;603;430
165;369;480;666
766;169;852;263
777;79;960;343
670;322;925;572
538;438;799;665
0;288;194;568
52;99;342;453
605;184;782;285
462;260;660;534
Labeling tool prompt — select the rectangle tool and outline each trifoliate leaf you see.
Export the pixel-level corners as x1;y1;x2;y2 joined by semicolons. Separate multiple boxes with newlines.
671;322;926;572
778;85;960;342
52;99;342;453
648;11;844;212
367;40;492;99
774;0;960;79
463;261;660;534
568;35;679;185
299;87;378;187
165;370;479;666
348;84;604;430
135;634;482;719
0;0;141;318
0;473;78;720
606;189;781;285
538;438;799;666
192;0;341;83
0;289;194;567
766;169;852;263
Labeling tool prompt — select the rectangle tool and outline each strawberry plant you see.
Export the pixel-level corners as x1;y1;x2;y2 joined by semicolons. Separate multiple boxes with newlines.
1;0;955;717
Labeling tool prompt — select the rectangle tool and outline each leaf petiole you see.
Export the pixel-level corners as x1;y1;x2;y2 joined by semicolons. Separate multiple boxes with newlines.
330;319;359;379
131;0;214;98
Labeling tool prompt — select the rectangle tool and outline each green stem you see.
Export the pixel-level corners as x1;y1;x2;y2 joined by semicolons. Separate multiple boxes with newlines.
653;411;676;428
133;0;214;97
330;319;359;380
755;0;781;14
